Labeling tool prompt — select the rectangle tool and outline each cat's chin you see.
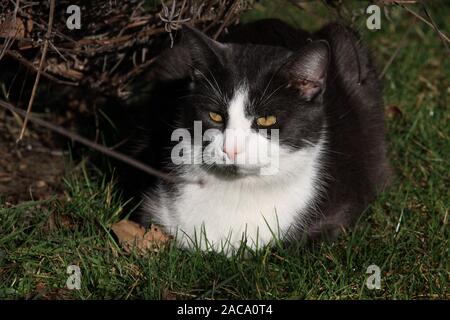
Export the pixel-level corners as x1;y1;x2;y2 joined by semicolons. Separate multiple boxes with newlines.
200;163;267;179
202;164;278;180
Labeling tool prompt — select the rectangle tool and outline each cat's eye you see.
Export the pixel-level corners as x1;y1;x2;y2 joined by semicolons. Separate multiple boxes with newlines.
256;115;277;127
209;112;223;123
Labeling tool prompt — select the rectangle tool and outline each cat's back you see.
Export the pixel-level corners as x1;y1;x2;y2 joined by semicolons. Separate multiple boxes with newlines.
220;18;311;49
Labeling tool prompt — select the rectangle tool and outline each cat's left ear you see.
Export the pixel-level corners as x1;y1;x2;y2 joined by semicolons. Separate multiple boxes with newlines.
153;27;226;82
282;41;330;101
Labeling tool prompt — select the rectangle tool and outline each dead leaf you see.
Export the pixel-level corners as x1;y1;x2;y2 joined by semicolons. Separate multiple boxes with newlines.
36;180;47;188
386;105;403;120
0;172;12;183
111;220;170;254
0;16;25;39
162;288;177;300
47;212;76;231
32;282;73;300
59;214;75;229
46;58;84;81
144;224;171;244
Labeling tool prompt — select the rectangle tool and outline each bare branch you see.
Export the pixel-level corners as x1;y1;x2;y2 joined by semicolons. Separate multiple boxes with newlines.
6;50;79;86
0;99;203;186
379;17;417;80
17;0;55;142
396;2;450;44
419;0;450;53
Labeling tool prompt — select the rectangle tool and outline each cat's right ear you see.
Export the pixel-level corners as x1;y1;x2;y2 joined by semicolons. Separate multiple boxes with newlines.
281;40;330;101
154;26;226;82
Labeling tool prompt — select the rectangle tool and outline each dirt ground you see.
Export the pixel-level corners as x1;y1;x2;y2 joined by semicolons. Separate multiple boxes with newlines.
0;112;66;204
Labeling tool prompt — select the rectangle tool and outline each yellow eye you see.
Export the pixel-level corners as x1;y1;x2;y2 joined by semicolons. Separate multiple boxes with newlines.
209;112;223;123
256;115;277;127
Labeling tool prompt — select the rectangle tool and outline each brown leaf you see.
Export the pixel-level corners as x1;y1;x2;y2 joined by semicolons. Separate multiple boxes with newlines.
162;288;177;300
59;214;75;229
33;282;73;300
111;220;170;254
0;16;25;39
47;212;76;231
144;224;170;244
36;180;47;188
0;172;12;182
46;58;84;81
386;105;403;120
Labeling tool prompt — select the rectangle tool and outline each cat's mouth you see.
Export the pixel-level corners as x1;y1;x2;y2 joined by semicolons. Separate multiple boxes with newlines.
199;145;279;177
200;162;270;179
202;163;239;178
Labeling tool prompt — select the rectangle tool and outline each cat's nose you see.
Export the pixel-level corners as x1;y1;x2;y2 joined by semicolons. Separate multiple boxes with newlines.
223;141;242;160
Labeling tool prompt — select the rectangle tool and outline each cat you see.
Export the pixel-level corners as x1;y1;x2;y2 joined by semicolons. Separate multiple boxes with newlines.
120;19;392;253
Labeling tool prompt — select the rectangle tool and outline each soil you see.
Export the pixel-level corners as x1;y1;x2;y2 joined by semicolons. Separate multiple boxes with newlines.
0;112;67;204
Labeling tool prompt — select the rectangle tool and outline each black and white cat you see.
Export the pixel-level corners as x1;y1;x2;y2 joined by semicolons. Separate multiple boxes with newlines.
122;19;392;253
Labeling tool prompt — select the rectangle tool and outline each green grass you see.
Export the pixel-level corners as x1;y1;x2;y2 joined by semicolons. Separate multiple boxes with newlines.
0;1;449;299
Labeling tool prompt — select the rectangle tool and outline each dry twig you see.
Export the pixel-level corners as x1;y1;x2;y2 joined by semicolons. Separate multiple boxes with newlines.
17;0;55;142
379;17;417;79
0;99;203;186
396;2;450;44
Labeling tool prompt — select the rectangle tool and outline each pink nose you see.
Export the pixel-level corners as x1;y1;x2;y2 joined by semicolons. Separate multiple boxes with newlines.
223;142;241;160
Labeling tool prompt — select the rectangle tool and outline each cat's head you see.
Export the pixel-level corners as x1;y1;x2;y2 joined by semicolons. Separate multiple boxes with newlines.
159;26;329;177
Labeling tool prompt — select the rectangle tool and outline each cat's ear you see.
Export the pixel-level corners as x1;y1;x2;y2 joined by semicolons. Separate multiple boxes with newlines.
153;26;226;82
181;26;227;77
282;41;330;101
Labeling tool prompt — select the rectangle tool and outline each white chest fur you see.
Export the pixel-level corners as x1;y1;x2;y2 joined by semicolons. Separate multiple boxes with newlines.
146;141;325;253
